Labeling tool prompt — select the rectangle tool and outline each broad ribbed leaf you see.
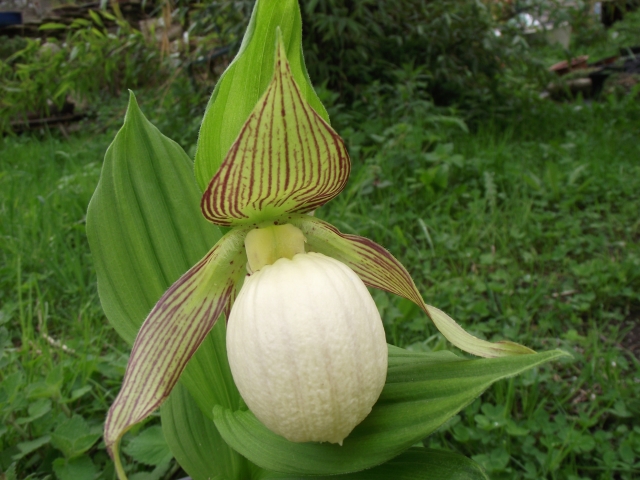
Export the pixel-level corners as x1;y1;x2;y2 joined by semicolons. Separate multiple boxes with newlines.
162;377;251;480
86;94;249;478
164;382;489;480
213;347;568;475
289;215;534;357
258;448;489;480
201;37;349;226
194;0;329;190
104;229;247;466
86;92;219;344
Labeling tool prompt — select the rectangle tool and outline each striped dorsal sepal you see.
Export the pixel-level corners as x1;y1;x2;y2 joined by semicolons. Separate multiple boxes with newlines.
201;33;350;227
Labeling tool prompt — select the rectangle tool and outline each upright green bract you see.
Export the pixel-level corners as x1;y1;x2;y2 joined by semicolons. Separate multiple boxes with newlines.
87;1;568;479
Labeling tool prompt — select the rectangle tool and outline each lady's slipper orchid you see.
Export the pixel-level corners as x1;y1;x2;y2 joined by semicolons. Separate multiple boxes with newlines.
101;36;534;478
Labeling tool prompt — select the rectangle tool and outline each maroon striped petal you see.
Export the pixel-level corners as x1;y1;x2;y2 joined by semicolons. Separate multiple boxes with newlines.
104;228;248;471
289;214;535;358
200;33;349;227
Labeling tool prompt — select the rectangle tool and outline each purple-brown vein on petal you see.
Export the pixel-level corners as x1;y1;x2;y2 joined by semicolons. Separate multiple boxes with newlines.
292;217;424;309
334;233;420;304
292;75;307;204
250;76;269;213
104;238;244;452
284;64;329;207
300;111;349;209
201;43;350;226
280;57;291;194
106;280;230;446
284;60;306;208
125;289;206;406
283;86;348;211
107;276;223;444
262;64;278;213
285;68;323;208
290;216;535;357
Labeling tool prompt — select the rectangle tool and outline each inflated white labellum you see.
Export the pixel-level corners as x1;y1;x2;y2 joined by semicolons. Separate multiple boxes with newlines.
227;252;388;445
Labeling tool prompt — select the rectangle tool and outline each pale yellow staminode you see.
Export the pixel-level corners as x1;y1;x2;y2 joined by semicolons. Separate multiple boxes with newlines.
244;224;306;273
227;251;388;445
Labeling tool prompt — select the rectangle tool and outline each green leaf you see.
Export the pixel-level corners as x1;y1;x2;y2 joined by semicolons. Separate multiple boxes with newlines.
13;435;50;461
39;22;68;30
129;462;171;480
86;92;243;478
88;9;104;28
258;448;489;480
51;415;101;459
123;426;172;466
27;364;64;399
2;463;16;480
194;0;329;190
290;215;534;357
104;229;247;467
68;385;92;402
15;399;51;425
86;92;220;344
162;380;251;480
52;455;98;480
213;348;569;475
201;36;349;226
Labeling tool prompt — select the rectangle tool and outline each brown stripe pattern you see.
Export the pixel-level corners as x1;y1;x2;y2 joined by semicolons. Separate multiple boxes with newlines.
201;39;350;226
289;214;535;358
104;228;248;457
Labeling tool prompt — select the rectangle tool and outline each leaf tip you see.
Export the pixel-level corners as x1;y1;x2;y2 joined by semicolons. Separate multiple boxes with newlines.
552;349;574;360
126;89;138;109
124;90;142;123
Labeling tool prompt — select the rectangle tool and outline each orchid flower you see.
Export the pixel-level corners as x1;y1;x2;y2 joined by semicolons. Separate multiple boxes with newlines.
91;34;536;478
85;2;571;478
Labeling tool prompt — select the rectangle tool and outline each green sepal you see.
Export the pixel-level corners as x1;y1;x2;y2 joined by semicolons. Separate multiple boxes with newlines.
213;348;569;475
194;0;329;190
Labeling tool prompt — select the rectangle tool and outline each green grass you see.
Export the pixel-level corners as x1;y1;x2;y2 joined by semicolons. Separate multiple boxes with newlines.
1;93;639;479
0;132;132;479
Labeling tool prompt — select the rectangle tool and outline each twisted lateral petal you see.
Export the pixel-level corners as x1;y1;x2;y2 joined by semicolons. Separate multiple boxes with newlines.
104;229;248;474
201;35;350;226
289;215;535;358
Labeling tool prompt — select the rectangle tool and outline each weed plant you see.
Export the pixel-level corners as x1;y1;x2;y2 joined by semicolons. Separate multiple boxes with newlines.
1;90;639;478
0;10;169;134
